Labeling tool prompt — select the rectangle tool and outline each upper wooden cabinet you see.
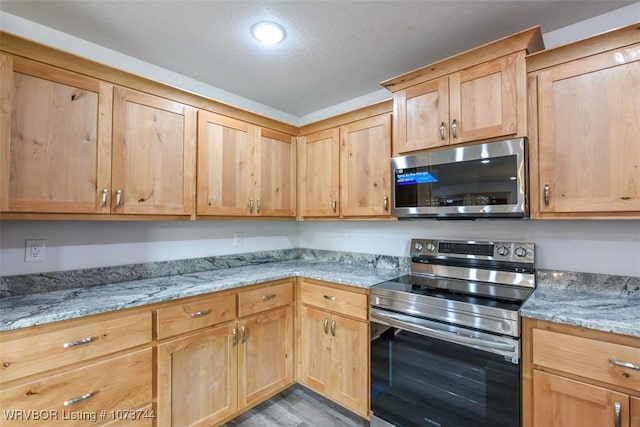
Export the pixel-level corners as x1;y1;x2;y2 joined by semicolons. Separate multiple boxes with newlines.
0;55;113;214
112;87;196;216
298;103;392;219
382;26;542;156
527;24;640;219
197;111;296;218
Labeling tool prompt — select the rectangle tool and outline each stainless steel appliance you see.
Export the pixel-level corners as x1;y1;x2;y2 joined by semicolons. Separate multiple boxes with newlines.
391;138;528;219
370;238;535;427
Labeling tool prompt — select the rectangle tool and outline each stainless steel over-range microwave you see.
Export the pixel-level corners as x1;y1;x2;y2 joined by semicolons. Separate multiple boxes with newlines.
391;138;528;219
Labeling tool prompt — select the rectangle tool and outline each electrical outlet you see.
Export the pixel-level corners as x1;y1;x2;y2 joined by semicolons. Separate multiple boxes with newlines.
233;232;243;247
25;239;46;262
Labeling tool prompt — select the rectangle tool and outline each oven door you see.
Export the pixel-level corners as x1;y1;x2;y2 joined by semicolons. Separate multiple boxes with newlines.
370;308;520;427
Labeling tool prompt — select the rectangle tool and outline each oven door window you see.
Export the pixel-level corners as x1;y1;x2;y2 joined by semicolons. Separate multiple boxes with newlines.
371;323;520;427
394;155;519;208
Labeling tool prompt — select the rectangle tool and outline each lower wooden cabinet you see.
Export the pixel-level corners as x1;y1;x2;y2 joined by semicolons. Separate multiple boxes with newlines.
298;280;369;417
157;323;238;427
523;318;640;427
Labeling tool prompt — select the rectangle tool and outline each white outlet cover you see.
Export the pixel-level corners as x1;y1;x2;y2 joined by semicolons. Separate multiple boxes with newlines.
25;239;46;262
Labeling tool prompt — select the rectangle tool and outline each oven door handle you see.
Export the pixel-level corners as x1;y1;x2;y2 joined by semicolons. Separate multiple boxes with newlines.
370;308;518;357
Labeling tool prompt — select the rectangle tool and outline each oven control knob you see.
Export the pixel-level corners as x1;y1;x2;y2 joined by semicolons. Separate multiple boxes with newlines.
414;242;424;252
426;242;437;252
496;246;510;257
515;247;528;258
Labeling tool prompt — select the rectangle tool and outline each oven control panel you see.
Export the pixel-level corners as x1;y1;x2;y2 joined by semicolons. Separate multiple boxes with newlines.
411;238;534;264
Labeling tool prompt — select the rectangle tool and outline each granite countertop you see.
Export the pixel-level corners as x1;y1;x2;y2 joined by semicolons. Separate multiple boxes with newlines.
521;270;640;338
0;259;407;332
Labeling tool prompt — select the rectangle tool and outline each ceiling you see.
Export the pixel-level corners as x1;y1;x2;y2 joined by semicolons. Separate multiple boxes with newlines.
0;1;635;121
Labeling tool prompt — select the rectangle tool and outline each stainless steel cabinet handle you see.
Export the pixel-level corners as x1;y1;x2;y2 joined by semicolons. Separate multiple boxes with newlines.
190;309;211;318
323;318;329;335
332;199;337;213
544;184;550;207
115;189;123;208
241;325;247;343
324;295;336;301
609;357;640;371
451;119;458;139
256;199;261;214
439;122;446;141
63;337;97;348
383;196;389;211
614;401;621;427
330;320;336;337
248;198;254;213
262;294;276;301
232;328;238;346
101;188;108;208
64;391;96;406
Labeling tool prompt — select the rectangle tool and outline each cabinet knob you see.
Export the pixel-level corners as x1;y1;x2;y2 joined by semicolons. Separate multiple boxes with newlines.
544;184;550;207
101;188;109;208
241;325;247;343
256;198;261;214
248;198;254;213
451;119;458;139
323;318;329;335
439;122;446;141
330;320;336;337
232;328;238;346
332;199;337;213
64;391;96;406
115;189;123;209
383;195;389;211
614;401;621;427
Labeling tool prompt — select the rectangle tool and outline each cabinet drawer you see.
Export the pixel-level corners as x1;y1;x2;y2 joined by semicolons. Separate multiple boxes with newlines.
0;311;152;384
0;348;152;427
238;280;294;317
157;293;235;340
533;328;640;391
300;280;367;320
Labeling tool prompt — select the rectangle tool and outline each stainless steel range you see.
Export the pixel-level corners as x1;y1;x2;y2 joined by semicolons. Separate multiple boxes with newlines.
369;238;535;427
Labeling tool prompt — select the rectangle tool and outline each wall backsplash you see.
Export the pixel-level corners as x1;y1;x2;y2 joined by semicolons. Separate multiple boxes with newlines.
1;219;639;278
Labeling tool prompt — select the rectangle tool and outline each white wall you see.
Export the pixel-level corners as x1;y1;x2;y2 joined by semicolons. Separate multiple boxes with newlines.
0;221;299;276
299;220;640;277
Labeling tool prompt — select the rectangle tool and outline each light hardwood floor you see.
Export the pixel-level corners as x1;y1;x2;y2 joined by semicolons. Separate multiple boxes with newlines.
224;385;369;427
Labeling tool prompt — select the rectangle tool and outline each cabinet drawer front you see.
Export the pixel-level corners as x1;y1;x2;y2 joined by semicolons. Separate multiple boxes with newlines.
0;348;152;427
157;293;236;340
238;280;294;317
0;311;152;384
533;328;640;391
300;281;367;320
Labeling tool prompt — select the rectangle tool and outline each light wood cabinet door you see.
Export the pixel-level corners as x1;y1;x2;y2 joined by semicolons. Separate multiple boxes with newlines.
449;54;518;144
632;396;640;427
112;87;196;215
536;45;640;215
533;370;630;427
340;114;391;217
238;306;294;409
0;55;112;213
157;324;238;427
394;76;449;154
298;306;333;395
197;111;256;216
330;314;369;417
258;128;296;217
299;128;340;217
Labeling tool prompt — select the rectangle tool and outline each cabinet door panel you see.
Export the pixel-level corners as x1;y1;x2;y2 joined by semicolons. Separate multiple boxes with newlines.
298;306;332;394
197;111;255;216
394;77;449;154
533;371;629;427
330;315;369;417
157;324;237;427
238;306;293;409
537;46;640;214
450;54;518;144
0;55;112;213
340;114;391;217
299;128;340;217
258;128;296;217
632;396;640;427
112;87;195;215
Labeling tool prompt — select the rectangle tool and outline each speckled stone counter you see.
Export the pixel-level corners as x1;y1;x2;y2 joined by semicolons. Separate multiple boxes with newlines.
521;269;640;338
0;257;407;332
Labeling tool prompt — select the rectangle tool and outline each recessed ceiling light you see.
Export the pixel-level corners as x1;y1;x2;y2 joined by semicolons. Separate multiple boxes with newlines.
251;21;286;44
